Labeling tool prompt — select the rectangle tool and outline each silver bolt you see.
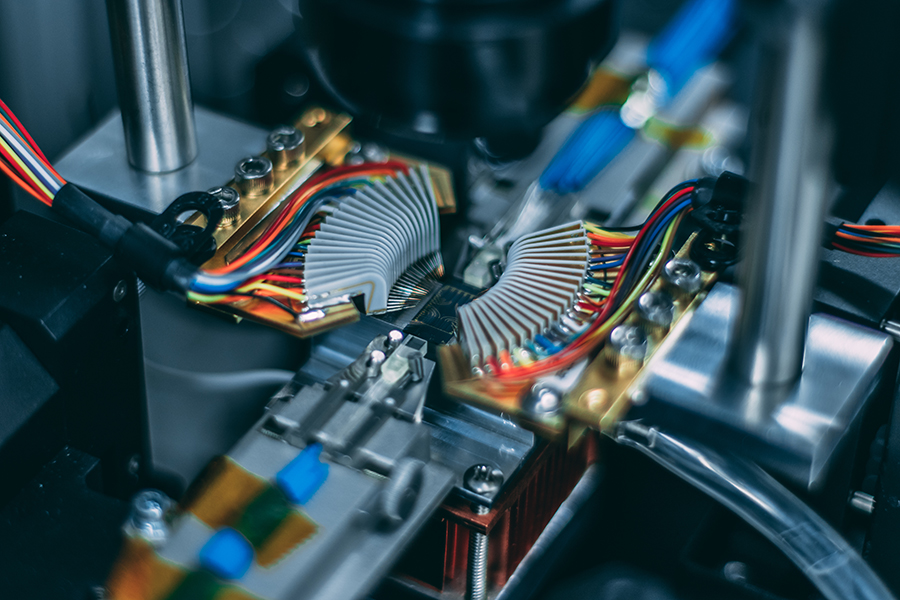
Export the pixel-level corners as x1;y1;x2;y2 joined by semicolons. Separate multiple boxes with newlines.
637;291;675;335
387;330;404;350
367;350;386;378
522;383;561;416
605;325;649;370
235;156;274;197
464;464;500;600
663;258;702;298
723;560;749;584
127;489;172;547
113;280;128;303
463;464;503;498
267;125;306;170
208;186;241;228
850;491;876;515
362;142;389;163
882;320;900;342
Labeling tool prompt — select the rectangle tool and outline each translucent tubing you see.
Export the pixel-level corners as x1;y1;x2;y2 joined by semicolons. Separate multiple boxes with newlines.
615;421;895;600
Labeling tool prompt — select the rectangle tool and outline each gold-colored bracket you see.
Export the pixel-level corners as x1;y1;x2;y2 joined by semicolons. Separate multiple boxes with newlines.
439;236;718;438
187;106;457;340
194;107;352;270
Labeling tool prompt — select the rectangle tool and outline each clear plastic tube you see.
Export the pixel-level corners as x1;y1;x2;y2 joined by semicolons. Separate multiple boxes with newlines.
615;421;895;600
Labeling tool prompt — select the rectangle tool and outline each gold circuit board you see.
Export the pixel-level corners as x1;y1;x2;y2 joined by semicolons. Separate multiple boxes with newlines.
438;235;717;440
188;106;456;339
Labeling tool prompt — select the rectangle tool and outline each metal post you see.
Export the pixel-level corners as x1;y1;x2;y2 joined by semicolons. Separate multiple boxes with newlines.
106;0;198;173
729;4;833;387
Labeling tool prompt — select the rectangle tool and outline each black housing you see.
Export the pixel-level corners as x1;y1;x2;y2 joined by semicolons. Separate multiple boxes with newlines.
296;0;620;140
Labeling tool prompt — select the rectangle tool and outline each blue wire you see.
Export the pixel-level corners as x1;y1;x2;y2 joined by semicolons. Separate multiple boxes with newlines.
590;258;625;271
645;199;692;246
590;254;627;264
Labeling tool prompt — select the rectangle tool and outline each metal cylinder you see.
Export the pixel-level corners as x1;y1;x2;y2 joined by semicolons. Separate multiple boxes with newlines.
107;0;198;173
729;6;833;387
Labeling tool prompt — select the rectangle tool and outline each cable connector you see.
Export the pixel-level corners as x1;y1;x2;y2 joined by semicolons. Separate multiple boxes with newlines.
52;183;196;292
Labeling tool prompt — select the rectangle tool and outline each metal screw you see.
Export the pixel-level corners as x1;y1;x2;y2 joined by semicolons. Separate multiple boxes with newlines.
127;454;140;476
208;186;241;228
267;125;306;170
522;383;561;416
636;291;675;335
605;325;649;370
235;156;274;197
127;489;172;547
387;330;404;350
362;142;389;164
88;585;108;600
367;350;386;378
464;465;501;600
113;281;128;303
463;464;504;498
663;258;702;298
882;320;900;342
850;491;876;515
723;560;749;584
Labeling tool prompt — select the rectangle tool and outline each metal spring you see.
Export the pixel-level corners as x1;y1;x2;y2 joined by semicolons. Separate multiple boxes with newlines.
466;504;490;600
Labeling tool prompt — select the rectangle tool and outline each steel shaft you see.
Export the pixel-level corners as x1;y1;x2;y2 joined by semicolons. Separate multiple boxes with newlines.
730;5;832;387
106;0;198;173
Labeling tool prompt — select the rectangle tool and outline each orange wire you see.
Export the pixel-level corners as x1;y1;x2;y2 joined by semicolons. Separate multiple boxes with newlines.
0;159;49;205
0;98;64;181
836;230;900;245
205;167;399;275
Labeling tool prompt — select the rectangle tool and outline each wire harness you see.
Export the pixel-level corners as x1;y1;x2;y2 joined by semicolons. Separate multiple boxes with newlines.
459;180;696;380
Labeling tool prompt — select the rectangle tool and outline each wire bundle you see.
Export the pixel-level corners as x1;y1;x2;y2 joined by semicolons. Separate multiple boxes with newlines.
0;99;64;206
831;224;900;257
188;161;445;319
458;222;592;369
304;164;443;314
465;180;696;380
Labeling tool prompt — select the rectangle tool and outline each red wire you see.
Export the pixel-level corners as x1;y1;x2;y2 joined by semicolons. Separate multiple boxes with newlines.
0;160;49;205
209;163;408;275
496;186;695;380
832;242;895;257
0;98;61;180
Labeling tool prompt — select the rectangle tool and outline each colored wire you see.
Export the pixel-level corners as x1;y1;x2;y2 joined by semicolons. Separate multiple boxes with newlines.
0;100;64;206
484;181;696;381
189;162;409;295
831;223;900;257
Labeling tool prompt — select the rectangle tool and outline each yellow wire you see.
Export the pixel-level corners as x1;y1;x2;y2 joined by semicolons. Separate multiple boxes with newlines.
238;281;307;302
584;222;635;239
0;135;51;199
500;214;685;383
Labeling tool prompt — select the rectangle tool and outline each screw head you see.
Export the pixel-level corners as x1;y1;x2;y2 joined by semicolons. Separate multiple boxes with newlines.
463;464;503;497
723;561;749;584
267;126;306;170
607;325;649;367
128;489;172;546
208;186;241;227
387;330;404;349
522;383;561;416
663;258;702;296
367;350;387;378
235;156;274;197
637;291;675;333
113;280;128;303
362;143;389;164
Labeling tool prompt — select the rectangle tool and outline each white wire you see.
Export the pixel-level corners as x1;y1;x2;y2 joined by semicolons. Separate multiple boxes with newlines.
0;117;62;192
